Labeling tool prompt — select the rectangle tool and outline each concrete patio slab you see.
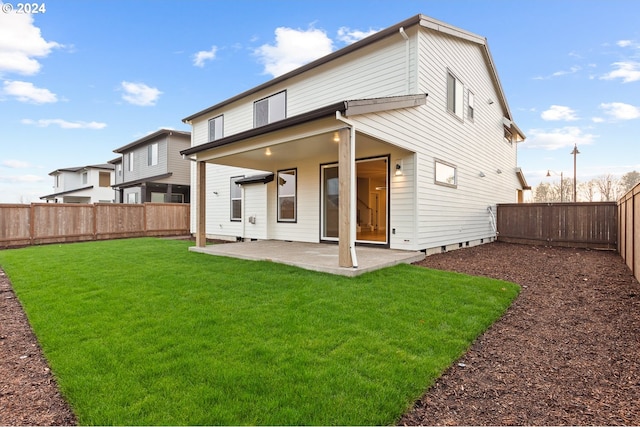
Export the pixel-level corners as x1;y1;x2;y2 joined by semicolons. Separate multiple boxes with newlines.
189;240;425;277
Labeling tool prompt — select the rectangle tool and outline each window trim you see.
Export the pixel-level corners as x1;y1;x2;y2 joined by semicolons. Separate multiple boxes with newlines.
81;171;88;185
446;70;464;121
434;159;458;188
230;175;244;222
208;115;224;142
467;89;475;122
147;143;158;166
254;90;287;128
277;168;297;223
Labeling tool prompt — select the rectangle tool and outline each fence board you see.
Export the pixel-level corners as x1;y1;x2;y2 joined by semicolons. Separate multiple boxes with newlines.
0;203;190;248
618;183;639;282
496;202;617;249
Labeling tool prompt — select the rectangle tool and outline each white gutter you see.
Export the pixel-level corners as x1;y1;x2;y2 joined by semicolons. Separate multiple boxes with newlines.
335;111;358;269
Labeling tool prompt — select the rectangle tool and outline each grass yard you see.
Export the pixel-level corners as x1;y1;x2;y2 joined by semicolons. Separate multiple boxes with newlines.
0;238;519;425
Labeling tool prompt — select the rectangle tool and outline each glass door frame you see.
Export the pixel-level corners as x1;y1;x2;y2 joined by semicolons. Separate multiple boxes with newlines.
319;155;389;245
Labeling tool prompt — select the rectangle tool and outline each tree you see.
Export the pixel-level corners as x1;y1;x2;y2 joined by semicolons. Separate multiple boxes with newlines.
533;182;553;202
619;170;640;194
594;174;618;201
580;180;597;202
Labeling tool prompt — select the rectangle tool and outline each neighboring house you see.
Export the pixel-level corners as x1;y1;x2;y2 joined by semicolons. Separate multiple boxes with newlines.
41;164;115;203
180;14;529;266
111;129;191;204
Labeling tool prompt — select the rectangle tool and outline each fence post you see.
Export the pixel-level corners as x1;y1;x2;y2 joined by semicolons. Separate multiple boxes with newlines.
29;203;35;245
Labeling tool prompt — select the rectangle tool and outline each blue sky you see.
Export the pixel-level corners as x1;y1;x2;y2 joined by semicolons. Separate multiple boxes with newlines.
1;0;639;203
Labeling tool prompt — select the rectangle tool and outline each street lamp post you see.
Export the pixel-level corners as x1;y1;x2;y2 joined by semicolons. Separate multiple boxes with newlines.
570;143;580;202
546;170;564;202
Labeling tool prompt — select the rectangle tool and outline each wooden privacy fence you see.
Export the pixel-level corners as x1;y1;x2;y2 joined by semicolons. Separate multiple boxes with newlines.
0;203;190;248
618;183;640;282
496;202;617;249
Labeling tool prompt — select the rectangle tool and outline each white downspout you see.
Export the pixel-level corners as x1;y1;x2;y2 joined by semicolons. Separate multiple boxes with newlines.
399;27;410;94
335;111;358;268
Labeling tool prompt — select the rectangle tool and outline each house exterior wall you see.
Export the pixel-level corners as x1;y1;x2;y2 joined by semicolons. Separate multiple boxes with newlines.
186;17;524;253
47;168;115;203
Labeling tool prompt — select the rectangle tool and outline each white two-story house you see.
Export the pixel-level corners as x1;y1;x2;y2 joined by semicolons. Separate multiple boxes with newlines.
111;129;191;204
180;14;528;267
41;164;115;203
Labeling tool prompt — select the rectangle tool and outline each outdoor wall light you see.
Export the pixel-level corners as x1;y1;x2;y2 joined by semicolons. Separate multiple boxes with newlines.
265;147;272;156
496;169;502;174
333;131;340;142
479;171;486;177
395;160;403;176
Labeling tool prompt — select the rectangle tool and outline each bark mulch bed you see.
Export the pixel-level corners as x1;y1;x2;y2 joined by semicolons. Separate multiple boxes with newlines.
400;242;640;426
1;242;639;425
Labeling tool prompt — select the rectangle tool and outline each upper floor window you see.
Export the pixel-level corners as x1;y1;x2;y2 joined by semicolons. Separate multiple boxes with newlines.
467;90;475;121
55;174;60;187
230;176;243;221
99;172;110;187
116;163;122;176
81;171;88;185
128;152;134;172
208;115;223;141
435;159;457;188
254;90;286;127
277;168;297;222
447;71;464;120
148;143;158;166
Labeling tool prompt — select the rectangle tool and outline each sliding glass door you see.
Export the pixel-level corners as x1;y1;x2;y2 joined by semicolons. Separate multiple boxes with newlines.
321;157;388;244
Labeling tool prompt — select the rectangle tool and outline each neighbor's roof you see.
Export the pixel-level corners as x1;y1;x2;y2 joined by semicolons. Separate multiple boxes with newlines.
182;13;522;140
113;129;191;154
48;164;114;176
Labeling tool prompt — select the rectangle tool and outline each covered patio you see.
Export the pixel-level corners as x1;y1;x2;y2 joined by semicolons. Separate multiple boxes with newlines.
189;240;425;277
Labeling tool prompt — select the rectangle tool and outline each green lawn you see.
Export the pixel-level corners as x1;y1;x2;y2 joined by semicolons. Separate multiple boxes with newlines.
0;238;519;425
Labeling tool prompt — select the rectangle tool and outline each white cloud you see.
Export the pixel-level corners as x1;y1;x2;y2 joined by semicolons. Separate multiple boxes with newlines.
193;45;217;67
21;118;107;129
120;81;162;106
1;159;30;168
525;126;596;150
551;65;581;77
617;40;633;48
601;61;640;83
0;6;62;75
599;102;640;120
255;27;333;77
2;80;57;103
541;105;579;121
336;26;379;44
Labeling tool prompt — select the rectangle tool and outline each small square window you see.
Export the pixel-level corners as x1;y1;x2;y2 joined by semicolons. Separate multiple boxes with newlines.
435;160;457;188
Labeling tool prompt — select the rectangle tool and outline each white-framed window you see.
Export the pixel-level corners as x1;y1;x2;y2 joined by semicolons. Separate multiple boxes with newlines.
116;163;122;176
230;176;243;221
504;127;513;145
148;143;158;166
81;171;88;185
435;159;457;188
208;115;223;141
55;174;60;188
467;90;475;121
277;168;297;222
128;152;134;172
254;90;286;127
447;70;464;120
127;192;137;203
